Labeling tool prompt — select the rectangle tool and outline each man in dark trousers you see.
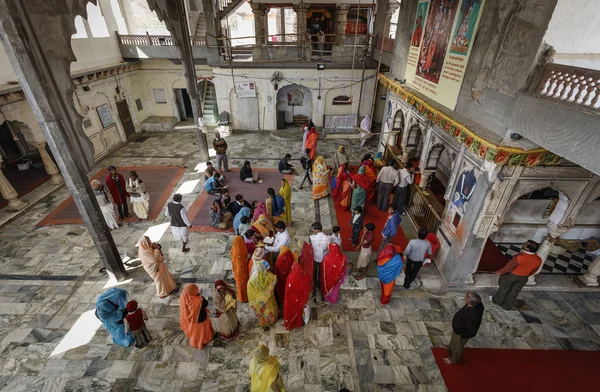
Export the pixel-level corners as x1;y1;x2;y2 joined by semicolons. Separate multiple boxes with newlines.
402;227;432;288
105;165;130;221
444;292;484;364
490;240;542;310
376;161;398;211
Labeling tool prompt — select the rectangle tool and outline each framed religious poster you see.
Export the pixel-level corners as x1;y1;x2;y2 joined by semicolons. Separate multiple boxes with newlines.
405;0;486;110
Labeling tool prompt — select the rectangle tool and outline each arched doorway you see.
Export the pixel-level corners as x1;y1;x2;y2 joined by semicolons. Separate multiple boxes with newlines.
392;110;404;150
477;186;569;273
198;80;219;125
276;84;313;129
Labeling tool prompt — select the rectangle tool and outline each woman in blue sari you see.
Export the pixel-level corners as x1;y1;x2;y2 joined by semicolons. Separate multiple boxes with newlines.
233;206;252;235
377;244;404;305
266;188;285;225
95;288;134;347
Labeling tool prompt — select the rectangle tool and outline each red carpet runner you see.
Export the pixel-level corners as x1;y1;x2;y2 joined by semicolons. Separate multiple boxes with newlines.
432;347;600;392
37;166;186;226
477;237;510;272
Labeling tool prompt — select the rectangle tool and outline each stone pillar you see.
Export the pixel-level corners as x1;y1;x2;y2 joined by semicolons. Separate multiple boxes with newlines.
32;141;64;185
401;146;413;164
419;169;435;188
147;0;209;161
251;3;266;46
391;0;419;80
0;0;126;281
0;156;28;211
98;0;119;36
527;222;571;285
578;254;600;286
335;5;350;46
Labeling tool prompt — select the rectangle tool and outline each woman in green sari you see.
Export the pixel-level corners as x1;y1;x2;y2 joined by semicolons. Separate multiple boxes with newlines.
350;166;370;211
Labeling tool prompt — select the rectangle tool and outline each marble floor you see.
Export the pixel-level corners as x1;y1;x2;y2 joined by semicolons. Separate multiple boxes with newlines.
1;131;600;392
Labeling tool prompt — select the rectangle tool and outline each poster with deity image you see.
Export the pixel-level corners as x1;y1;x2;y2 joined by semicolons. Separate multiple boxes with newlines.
405;0;486;111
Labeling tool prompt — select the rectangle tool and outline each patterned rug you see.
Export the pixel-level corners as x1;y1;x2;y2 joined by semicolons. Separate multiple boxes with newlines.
187;168;294;233
36;166;186;226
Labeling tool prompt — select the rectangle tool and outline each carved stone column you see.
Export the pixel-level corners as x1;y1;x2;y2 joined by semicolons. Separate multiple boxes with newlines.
335;4;350;46
401;146;413;164
32;141;64;185
578;254;600;286
251;3;266;46
418;169;435;188
383;4;400;38
527;222;571;285
0;156;28;211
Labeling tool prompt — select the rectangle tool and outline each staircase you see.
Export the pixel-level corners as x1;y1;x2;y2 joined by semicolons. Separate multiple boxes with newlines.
195;14;207;37
217;0;247;20
201;82;218;125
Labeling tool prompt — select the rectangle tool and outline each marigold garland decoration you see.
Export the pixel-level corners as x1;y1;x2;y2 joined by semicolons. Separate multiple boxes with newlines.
379;74;560;166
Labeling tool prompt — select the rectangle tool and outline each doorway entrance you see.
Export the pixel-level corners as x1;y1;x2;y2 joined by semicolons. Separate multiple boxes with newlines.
115;100;135;138
276;84;313;129
174;88;194;121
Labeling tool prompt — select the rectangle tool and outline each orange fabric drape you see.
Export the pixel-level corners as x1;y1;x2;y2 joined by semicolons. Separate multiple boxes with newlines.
231;236;249;303
179;284;214;349
305;129;318;160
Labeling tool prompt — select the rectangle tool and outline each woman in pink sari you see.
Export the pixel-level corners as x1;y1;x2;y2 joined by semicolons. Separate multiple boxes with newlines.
253;201;267;222
321;243;348;304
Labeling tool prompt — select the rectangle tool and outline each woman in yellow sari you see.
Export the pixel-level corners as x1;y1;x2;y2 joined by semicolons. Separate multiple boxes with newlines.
279;178;292;225
312;156;330;200
252;214;274;241
249;344;286;392
247;260;279;327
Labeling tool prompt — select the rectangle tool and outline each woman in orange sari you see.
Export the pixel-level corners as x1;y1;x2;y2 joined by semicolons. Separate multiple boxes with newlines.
273;246;295;306
252;214;274;241
377;244;404;305
304;127;318;160
284;261;309;330
179;284;215;349
361;154;378;204
332;163;352;211
230;236;250;302
312;156;329;200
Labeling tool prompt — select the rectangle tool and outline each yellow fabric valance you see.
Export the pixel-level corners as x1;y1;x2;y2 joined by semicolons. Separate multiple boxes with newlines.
378;74;560;167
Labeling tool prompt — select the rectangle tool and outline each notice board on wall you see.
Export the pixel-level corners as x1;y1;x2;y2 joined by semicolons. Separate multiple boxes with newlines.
235;81;257;98
405;0;486;110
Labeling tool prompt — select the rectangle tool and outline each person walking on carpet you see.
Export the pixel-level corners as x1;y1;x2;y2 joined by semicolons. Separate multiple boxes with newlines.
376;161;398;211
444;292;484;364
402;228;432;289
105;165;130;221
380;206;402;250
490;240;542;310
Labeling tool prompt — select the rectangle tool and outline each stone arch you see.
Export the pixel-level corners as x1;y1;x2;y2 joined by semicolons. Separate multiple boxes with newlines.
425;144;444;169
392;110;404;149
406;123;422;147
276;84;313;128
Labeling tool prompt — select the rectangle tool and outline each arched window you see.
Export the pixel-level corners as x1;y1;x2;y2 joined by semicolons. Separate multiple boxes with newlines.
392;110;404;130
332;95;352;105
426;145;444;169
406;124;421;147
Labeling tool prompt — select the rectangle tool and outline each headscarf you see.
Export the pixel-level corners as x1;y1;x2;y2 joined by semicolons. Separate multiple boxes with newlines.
332;164;350;200
249;344;280;392
95;287;134;347
234;207;252;234
321;243;348;296
377;244;404;284
180;284;203;335
213;279;236;313
269;193;285;217
360;114;372;132
253;202;267;222
350;165;372;190
273;246;295;303
251;247;269;275
299;241;315;292
279;179;292;224
253;214;273;238
247;261;277;313
331;146;350;173
138;236;162;275
284;262;309;330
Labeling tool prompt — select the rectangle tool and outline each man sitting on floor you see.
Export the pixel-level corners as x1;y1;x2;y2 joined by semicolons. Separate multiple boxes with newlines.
240;161;260;183
204;161;225;181
278;154;295;174
205;172;227;195
231;194;254;216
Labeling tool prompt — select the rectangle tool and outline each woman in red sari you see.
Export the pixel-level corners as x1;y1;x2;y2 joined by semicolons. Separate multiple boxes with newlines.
284;261;309;330
273;246;295;306
304;127;318;161
321;243;348;304
361;154;378;204
377;244;404;305
332;164;352;211
299;242;314;293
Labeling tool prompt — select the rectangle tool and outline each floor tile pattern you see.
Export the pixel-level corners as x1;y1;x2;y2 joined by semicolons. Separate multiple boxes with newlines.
496;243;596;275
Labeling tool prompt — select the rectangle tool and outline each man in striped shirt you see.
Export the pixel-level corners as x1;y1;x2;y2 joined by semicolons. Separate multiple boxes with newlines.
489;240;542;310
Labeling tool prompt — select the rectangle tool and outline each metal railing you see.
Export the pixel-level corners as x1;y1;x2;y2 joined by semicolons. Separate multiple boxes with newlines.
386;144;443;234
117;34;206;47
535;63;600;114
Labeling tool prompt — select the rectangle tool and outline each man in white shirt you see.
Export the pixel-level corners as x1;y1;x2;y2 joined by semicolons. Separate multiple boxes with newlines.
265;221;291;260
329;226;342;247
165;194;192;252
402;228;433;289
376;161;399;211
310;222;330;297
393;162;415;215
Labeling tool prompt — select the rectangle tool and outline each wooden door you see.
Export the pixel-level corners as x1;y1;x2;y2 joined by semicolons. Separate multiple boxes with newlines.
116;100;135;138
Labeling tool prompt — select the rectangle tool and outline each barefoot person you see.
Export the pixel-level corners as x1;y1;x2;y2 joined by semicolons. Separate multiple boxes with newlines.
240;161;259;183
138;236;178;299
180;284;215;350
213;279;240;340
126;171;149;222
165;194;192;252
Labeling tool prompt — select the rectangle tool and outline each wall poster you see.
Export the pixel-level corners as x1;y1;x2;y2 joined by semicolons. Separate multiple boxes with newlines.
235;81;256;98
405;0;485;110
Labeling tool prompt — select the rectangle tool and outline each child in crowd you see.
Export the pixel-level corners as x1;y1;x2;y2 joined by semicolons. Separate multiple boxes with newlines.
124;300;152;348
330;226;342;247
238;215;252;236
354;223;375;280
350;206;364;247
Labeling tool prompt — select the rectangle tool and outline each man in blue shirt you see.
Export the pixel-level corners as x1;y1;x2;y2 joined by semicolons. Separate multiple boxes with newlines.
380;205;402;250
205;173;227;195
